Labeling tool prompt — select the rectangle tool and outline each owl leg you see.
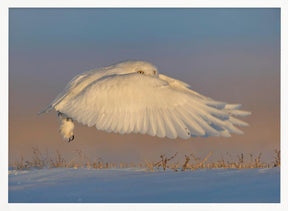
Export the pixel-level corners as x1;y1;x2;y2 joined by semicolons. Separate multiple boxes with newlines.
57;112;75;142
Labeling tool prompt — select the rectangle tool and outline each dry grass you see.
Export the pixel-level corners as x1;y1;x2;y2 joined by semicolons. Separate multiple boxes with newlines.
11;147;280;172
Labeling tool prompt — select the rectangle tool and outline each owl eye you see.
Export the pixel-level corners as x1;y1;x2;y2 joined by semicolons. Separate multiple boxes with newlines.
153;70;156;75
137;70;144;74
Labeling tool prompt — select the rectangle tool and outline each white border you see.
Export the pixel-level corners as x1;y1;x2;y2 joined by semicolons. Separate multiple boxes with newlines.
280;0;288;209
4;0;286;8
1;0;287;211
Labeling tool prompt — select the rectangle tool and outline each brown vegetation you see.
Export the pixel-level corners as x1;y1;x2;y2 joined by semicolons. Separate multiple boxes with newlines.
11;147;280;172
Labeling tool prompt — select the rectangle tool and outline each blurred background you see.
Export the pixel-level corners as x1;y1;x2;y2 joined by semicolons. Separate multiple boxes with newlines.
9;8;280;164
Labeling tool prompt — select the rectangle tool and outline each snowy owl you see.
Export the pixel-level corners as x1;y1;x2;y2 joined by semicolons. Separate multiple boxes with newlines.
39;61;250;142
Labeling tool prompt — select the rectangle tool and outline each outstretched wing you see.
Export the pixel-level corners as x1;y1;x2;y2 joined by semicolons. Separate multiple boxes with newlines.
55;73;250;139
38;66;113;114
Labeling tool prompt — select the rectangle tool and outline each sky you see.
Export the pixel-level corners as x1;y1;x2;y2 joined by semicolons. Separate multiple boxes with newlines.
9;8;280;164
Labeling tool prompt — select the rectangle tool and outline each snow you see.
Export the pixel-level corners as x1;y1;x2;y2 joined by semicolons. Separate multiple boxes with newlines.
9;167;280;203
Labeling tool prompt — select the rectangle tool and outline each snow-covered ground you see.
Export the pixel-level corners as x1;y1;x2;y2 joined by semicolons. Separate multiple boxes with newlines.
9;167;280;203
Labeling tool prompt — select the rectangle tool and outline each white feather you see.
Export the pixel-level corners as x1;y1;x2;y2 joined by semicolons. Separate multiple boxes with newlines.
40;61;251;139
58;114;74;140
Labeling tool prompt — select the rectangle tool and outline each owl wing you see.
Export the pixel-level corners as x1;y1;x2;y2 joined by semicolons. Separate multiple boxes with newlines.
38;67;112;115
55;73;250;139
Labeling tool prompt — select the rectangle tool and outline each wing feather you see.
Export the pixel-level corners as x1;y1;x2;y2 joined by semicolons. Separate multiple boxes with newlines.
167;108;191;139
148;110;157;136
175;108;206;136
54;72;250;139
161;109;178;139
154;110;166;138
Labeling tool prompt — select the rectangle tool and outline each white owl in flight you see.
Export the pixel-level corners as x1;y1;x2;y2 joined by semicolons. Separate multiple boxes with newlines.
39;61;250;142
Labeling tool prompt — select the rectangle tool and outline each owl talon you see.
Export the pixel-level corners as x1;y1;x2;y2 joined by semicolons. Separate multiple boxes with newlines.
68;135;74;143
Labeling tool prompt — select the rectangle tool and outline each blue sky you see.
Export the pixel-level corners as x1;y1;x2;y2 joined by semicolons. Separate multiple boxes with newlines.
10;8;279;47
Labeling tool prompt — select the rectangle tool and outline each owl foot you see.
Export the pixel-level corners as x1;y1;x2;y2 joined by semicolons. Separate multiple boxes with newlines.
58;111;75;142
68;135;74;143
